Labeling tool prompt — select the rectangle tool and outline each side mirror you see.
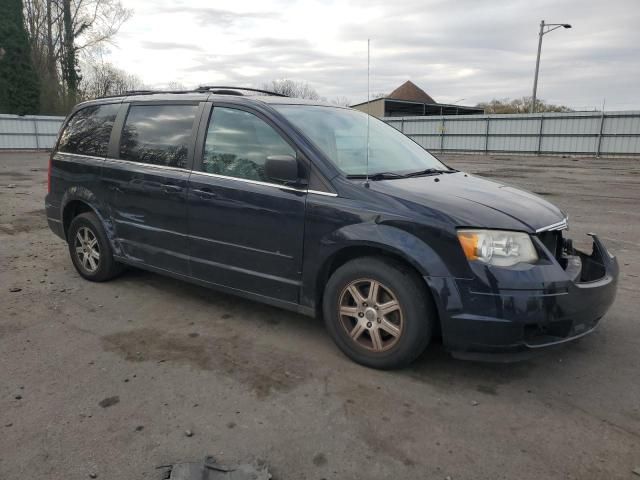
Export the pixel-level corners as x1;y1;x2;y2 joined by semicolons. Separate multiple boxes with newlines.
265;155;299;183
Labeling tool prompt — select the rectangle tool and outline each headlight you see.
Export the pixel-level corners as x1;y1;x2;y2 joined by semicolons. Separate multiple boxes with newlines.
457;229;538;267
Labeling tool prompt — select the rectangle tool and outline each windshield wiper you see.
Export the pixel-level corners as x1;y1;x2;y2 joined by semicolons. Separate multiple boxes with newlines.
346;172;406;181
403;168;450;178
347;169;456;181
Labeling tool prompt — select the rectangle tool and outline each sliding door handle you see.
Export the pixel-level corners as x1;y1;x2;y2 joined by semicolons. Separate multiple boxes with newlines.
162;183;183;194
192;188;217;200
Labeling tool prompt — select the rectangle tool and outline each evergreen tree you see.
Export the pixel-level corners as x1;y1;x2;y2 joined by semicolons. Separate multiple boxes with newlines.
0;0;40;114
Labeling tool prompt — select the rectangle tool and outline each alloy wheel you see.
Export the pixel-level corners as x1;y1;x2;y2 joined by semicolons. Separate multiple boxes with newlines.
74;226;101;273
338;278;404;352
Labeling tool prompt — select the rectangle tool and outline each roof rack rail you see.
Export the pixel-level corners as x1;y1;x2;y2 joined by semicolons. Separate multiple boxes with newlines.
195;86;288;97
95;86;288;100
96;88;199;99
123;89;157;95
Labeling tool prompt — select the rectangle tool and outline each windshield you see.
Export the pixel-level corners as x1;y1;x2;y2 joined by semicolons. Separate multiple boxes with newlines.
274;105;448;176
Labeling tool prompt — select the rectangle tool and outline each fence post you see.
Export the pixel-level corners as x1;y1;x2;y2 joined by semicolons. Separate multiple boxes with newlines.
485;117;490;154
596;111;606;157
440;117;445;152
33;117;40;150
537;114;544;155
400;118;405;134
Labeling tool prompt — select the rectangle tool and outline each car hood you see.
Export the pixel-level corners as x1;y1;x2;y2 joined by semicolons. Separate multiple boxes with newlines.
368;171;565;232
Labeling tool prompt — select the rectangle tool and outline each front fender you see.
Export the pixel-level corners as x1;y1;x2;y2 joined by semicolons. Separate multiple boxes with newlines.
301;221;459;311
324;222;455;277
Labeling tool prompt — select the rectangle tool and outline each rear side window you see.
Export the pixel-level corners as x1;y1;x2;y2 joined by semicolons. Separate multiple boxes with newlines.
119;104;198;168
58;104;119;157
202;107;295;183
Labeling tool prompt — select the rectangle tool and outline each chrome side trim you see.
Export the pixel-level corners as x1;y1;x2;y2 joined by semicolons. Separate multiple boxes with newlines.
55;151;105;162
189;170;305;193
536;218;568;233
54;152;188;173
308;189;338;197
103;157;188;173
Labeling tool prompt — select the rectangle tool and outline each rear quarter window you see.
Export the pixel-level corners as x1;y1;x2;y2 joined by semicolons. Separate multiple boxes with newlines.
119;104;198;169
57;104;119;157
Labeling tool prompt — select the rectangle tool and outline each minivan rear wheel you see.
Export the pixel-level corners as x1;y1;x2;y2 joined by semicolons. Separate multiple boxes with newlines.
323;256;434;369
67;212;123;282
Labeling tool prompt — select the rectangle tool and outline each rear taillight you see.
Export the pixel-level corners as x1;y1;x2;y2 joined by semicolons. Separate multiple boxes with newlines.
47;155;52;193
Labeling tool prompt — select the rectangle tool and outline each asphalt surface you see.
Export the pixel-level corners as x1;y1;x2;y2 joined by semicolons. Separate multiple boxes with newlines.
1;151;639;480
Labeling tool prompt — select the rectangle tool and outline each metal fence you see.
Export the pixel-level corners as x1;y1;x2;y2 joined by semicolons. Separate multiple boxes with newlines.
384;110;640;156
0;114;64;150
1;111;640;156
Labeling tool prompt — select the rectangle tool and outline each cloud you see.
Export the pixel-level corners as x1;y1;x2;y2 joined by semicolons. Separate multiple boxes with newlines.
139;41;203;51
108;0;640;110
155;5;279;27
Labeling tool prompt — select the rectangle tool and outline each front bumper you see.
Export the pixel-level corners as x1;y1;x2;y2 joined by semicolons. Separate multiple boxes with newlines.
427;234;619;359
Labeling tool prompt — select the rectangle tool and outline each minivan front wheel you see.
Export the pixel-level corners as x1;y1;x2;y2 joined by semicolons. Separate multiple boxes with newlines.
67;212;123;282
323;257;434;369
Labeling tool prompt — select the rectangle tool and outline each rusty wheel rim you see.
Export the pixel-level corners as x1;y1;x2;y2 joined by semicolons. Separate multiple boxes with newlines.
338;278;404;352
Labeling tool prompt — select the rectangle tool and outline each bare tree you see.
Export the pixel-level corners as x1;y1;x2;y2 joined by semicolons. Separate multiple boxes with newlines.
330;96;352;107
262;79;321;100
23;0;132;113
79;59;142;99
166;81;187;91
23;0;61;110
477;97;572;114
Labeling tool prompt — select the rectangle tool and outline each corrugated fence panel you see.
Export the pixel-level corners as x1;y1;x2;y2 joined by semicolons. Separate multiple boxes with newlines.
490;117;539;135
386;119;403;131
1;112;639;156
403;119;441;135
601;135;640;154
444;134;485;151
489;134;539;152
542;116;599;135
412;135;441;150
445;118;486;135
541;135;597;154
0;114;64;150
604;114;640;134
37;118;64;135
385;111;640;156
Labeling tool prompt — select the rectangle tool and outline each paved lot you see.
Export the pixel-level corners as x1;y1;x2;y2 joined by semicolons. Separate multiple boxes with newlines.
1;151;639;480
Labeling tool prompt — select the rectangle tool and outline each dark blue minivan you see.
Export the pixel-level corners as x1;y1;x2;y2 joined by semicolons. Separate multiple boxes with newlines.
45;87;618;368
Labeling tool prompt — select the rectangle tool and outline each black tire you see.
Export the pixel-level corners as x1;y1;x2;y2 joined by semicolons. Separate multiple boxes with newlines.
67;212;123;282
323;256;434;369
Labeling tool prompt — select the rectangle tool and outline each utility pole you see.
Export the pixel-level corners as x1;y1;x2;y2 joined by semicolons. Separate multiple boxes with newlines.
530;20;572;113
531;20;545;114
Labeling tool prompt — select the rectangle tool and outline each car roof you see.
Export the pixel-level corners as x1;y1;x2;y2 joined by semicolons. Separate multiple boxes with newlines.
74;91;347;110
250;95;342;108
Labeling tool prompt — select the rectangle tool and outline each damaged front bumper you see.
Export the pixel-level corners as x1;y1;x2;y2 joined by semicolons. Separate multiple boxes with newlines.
429;233;619;360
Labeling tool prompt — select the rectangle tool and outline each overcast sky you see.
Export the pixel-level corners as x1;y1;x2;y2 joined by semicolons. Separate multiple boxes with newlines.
105;0;640;110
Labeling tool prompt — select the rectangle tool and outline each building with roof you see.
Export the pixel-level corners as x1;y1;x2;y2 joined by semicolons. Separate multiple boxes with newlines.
351;80;484;118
